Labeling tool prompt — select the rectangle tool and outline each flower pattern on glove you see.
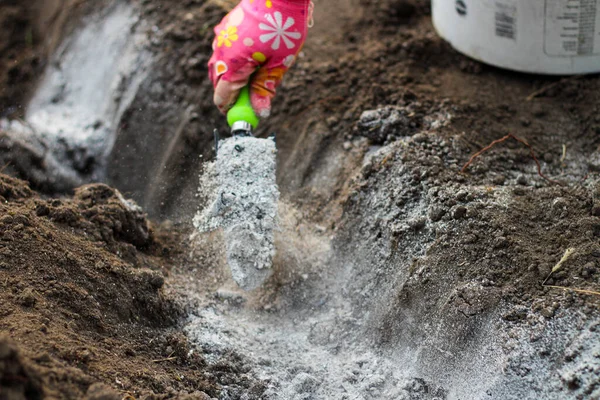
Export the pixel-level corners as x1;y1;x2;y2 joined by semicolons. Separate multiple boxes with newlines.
218;26;239;48
208;0;311;117
259;12;302;50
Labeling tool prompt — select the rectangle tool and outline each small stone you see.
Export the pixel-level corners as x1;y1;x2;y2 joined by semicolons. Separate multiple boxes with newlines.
13;215;31;226
582;262;596;278
412;133;427;143
582;268;590;278
513;187;526;196
561;371;581;390
552;197;568;209
462;234;477;244
149;274;165;289
528;264;538;272
466;207;480;219
453;206;468;219
79;349;93;363
124;347;136;357
554;270;567;281
540;307;555;318
17;288;37;308
492;175;506;185
516;175;528;185
428;206;446;222
342;110;354;121
326;116;339;127
455;190;468;201
592;205;600;217
35;204;50;217
494;236;509;249
502;307;527;321
356;107;413;144
552;198;569;217
407;217;427;231
0;215;14;225
215;289;246;305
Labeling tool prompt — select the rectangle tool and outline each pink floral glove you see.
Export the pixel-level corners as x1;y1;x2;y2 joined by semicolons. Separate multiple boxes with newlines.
208;0;312;118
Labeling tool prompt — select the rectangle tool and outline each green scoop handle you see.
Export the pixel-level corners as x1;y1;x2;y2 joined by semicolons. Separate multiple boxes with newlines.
227;86;260;131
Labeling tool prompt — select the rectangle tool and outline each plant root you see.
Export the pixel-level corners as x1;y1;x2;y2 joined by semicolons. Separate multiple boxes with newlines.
461;134;561;185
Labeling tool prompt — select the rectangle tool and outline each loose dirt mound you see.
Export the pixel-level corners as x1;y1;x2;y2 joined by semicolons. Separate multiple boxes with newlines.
333;130;600;397
0;174;269;399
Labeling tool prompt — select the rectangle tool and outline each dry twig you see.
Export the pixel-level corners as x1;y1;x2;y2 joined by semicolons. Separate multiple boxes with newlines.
544;285;600;297
541;248;600;296
543;247;575;285
560;144;567;167
461;134;561;185
152;356;177;363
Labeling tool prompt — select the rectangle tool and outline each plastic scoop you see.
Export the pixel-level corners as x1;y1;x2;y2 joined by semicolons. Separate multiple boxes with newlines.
203;85;279;290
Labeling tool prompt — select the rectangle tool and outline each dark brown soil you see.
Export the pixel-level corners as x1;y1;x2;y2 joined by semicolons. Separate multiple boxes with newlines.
0;174;268;399
0;0;93;119
0;1;42;118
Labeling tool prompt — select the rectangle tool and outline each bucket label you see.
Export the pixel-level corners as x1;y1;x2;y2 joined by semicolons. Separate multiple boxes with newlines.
545;0;600;56
495;1;517;40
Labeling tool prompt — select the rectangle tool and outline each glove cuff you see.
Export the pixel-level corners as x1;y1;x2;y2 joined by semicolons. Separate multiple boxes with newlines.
241;0;311;28
268;0;312;12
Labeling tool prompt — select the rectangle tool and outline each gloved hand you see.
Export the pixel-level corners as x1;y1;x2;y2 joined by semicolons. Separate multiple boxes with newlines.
208;0;313;118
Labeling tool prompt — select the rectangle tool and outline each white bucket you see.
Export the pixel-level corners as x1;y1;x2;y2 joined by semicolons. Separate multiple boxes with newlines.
431;0;600;75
